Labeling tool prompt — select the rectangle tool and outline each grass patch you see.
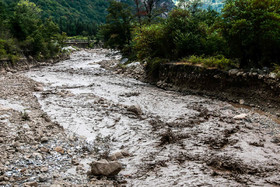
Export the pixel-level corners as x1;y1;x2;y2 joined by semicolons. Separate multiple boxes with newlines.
273;63;280;78
181;55;238;71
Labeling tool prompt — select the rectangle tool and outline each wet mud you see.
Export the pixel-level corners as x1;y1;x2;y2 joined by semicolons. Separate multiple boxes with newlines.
24;49;280;186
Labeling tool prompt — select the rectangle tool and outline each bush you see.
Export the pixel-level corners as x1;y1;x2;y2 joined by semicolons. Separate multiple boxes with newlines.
133;24;168;60
0;39;20;60
131;8;226;61
273;64;280;78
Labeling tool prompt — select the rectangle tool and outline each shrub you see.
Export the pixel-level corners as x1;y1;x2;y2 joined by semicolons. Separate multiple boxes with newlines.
273;64;280;78
133;24;168;60
0;39;20;60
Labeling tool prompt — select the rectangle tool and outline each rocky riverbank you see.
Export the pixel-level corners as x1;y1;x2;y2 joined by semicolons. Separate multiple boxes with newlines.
0;52;70;75
0;59;123;186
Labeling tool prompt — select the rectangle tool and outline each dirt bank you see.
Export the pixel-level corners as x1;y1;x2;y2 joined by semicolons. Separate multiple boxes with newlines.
0;53;69;74
152;63;280;116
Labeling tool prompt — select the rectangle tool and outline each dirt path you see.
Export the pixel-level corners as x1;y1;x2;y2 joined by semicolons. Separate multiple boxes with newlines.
1;49;280;186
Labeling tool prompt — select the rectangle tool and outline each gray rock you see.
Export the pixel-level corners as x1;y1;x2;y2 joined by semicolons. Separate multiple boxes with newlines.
233;113;248;120
24;181;38;187
34;86;44;92
41;137;48;143
228;69;239;76
239;99;245;105
269;72;277;79
108;150;130;161
127;105;142;116
126;62;140;68
89;160;122;176
120;58;128;65
39;174;48;182
271;136;280;144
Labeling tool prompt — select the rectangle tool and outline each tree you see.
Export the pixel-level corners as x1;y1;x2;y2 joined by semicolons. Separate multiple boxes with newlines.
220;0;280;67
100;1;133;51
134;0;143;25
10;0;42;41
143;0;169;23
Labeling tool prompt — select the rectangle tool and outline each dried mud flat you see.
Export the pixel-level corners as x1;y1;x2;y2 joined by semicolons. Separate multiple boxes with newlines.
1;49;280;186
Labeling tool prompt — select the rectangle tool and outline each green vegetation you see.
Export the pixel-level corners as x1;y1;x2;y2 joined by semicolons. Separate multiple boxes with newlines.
184;55;238;71
99;1;133;54
100;0;280;72
3;0;109;36
220;0;280;68
0;0;65;61
273;64;280;78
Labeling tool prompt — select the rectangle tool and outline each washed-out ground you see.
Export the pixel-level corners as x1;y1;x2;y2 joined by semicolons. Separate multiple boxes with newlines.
1;49;280;186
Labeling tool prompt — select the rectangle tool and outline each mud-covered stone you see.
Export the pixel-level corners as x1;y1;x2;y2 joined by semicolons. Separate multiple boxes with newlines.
127;105;142;116
233;113;248;120
89;160;122;176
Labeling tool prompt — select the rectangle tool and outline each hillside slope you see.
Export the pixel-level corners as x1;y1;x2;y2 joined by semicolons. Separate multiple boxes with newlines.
3;0;109;35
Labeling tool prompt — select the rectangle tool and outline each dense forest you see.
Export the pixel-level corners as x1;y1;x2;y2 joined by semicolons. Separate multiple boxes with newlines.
100;0;280;74
0;0;65;61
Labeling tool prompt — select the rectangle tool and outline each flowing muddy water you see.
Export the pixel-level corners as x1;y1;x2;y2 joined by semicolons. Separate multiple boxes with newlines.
25;49;280;186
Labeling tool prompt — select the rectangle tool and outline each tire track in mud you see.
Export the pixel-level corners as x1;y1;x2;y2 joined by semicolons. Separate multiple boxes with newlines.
25;49;280;186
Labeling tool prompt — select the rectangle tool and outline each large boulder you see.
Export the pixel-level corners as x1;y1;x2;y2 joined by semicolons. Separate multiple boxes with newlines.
89;160;122;176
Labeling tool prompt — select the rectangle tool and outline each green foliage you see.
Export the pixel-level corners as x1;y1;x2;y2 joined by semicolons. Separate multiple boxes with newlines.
11;1;61;58
132;7;225;61
0;0;64;62
0;39;20;60
10;0;42;41
3;0;109;36
185;55;238;70
133;24;168;60
165;8;207;58
273;64;280;78
100;1;133;52
220;0;280;67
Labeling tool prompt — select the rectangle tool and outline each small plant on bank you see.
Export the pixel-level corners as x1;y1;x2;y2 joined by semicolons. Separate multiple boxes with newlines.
21;110;30;121
273;63;280;78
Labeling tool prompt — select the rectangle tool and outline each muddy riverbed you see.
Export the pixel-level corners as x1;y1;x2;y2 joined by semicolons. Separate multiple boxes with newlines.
1;49;280;186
